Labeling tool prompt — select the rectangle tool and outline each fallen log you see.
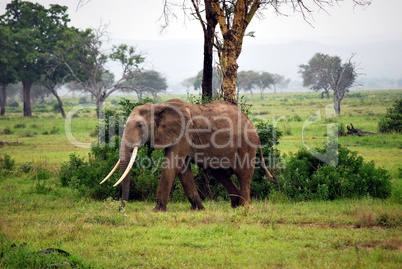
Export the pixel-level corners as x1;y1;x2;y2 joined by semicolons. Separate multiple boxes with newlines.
346;123;375;136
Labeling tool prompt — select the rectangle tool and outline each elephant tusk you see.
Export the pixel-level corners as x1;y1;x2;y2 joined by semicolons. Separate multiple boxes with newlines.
100;159;121;184
113;146;138;187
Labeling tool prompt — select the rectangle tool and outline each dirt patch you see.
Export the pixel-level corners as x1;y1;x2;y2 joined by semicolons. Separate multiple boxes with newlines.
0;140;22;147
357;239;402;251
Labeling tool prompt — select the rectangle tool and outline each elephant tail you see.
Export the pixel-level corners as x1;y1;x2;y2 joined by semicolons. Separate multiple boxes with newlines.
258;145;278;185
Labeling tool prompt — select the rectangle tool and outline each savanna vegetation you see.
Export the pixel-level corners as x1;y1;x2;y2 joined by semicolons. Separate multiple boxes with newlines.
1;89;401;268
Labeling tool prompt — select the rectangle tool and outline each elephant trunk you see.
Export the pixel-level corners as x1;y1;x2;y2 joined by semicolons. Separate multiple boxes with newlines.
115;144;139;202
99;140;139;203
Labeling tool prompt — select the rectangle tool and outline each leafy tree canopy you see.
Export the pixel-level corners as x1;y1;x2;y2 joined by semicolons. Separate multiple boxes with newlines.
299;52;359;114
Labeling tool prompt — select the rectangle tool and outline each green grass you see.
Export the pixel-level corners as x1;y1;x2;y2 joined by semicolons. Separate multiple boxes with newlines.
1;176;401;268
0;111;97;168
1;90;402;268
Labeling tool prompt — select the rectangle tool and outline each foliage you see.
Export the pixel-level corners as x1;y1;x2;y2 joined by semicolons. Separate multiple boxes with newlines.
184;68;222;94
378;98;402;133
280;144;392;201
236;70;290;98
0;154;15;174
251;121;283;198
59;143;121;200
299;52;359;114
0;0;71;117
118;70;168;102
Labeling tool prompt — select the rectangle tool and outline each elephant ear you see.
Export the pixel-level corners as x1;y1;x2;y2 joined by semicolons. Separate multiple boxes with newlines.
153;104;191;149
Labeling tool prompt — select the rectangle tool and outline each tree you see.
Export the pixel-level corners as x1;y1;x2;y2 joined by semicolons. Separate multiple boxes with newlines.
0;24;18;115
190;1;218;101
183;69;222;95
378;98;402;133
237;70;258;99
331;55;359;114
299;53;360;114
257;72;275;98
39;65;69;118
0;0;71;117
272;73;290;93
211;0;260;103
163;0;371;104
299;53;332;98
117;70;167;102
181;77;197;93
56;26;145;118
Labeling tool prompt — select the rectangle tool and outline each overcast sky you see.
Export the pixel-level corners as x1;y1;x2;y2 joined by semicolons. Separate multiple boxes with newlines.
1;0;401;44
2;0;402;88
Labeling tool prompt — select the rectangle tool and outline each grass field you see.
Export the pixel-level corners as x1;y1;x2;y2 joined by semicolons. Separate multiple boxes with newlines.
1;89;401;268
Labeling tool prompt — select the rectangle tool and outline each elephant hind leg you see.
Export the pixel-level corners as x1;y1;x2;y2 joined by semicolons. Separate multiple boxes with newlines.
234;168;253;206
210;169;241;208
179;166;205;210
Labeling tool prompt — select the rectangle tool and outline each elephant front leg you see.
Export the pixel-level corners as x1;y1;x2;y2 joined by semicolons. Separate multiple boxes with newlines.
153;153;180;212
178;166;205;210
153;169;175;211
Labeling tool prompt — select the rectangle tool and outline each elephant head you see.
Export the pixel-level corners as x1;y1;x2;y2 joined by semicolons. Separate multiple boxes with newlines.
100;99;191;204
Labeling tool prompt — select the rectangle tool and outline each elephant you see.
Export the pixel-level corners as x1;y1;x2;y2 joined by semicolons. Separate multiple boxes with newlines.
101;98;275;211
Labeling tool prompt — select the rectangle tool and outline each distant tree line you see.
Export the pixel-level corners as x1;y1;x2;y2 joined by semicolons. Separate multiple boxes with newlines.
0;0;167;118
182;69;290;99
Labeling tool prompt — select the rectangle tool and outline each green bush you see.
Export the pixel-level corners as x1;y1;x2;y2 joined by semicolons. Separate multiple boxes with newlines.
0;154;15;171
1;127;13;135
379;98;402;133
59;142;122;200
251;121;283;199
280;144;392;201
14;123;26;129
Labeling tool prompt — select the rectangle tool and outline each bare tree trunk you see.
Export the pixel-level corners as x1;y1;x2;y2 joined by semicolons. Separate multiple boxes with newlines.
96;95;105;119
334;99;341;115
1;84;6;115
22;80;33;117
49;87;66;118
201;1;217;102
138;91;143;103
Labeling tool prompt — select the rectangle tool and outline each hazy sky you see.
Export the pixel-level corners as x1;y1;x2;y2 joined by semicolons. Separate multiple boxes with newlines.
1;0;401;44
2;0;401;87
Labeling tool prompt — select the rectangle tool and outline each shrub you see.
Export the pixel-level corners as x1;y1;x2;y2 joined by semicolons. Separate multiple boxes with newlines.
8;101;19;107
59;144;121;200
31;166;52;195
280;144;392;201
14;123;26;129
1;127;13;135
0;154;15;171
19;162;32;173
251;121;283;199
0;154;15;180
378;98;402;133
78;97;88;104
